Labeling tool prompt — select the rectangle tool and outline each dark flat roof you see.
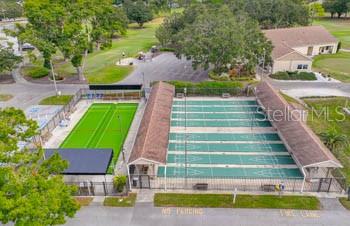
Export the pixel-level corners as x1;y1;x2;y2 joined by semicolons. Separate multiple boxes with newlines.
45;149;113;175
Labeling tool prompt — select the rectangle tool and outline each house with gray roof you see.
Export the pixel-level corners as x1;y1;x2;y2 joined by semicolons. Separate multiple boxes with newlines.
263;26;338;74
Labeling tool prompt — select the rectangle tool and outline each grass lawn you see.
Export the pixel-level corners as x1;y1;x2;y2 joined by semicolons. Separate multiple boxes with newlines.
313;19;350;49
75;197;93;206
60;103;137;173
0;94;13;101
339;198;350;210
313;52;350;82
104;193;137;207
39;95;73;105
304;97;350;183
55;18;162;84
154;193;321;210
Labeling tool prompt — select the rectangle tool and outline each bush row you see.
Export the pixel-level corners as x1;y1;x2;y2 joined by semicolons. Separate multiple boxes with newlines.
166;80;244;96
270;71;317;81
22;66;49;79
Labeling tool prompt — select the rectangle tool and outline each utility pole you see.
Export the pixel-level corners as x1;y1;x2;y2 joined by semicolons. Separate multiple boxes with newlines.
49;60;59;95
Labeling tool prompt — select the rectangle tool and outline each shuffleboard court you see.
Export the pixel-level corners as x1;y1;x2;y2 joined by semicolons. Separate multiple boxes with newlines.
157;98;303;180
169;133;281;141
60;103;137;172
168;143;287;152
157;166;302;178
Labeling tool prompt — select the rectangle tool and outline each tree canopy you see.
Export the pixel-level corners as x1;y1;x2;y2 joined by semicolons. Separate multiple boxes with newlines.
157;4;272;74
123;0;153;27
0;47;22;75
0;107;79;226
22;0;128;80
323;0;350;18
0;0;23;20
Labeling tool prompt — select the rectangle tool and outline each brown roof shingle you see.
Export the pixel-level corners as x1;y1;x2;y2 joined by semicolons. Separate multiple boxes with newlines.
256;81;342;168
263;26;338;60
128;82;175;165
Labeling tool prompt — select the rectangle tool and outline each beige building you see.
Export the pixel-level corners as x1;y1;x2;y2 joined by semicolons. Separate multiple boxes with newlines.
263;26;338;74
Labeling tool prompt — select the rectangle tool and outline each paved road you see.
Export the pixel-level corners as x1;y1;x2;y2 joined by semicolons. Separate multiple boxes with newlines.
268;78;350;98
119;52;209;86
65;202;350;226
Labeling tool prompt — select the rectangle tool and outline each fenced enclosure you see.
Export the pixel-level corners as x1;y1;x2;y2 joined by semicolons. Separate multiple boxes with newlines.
67;181;129;196
174;87;253;97
29;85;143;147
129;174;346;193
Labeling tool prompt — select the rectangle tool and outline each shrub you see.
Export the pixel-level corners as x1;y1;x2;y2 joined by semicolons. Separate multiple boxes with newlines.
113;175;127;193
166;80;244;96
270;71;316;81
22;66;49;79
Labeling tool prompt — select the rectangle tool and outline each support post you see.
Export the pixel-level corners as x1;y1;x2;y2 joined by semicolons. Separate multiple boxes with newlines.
164;165;167;191
127;164;132;191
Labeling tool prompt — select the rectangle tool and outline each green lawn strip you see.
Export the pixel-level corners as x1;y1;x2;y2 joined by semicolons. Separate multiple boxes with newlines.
304;97;350;183
86;65;133;84
54;19;162;83
39;95;73;105
339;198;350;210
75;197;93;206
279;92;300;105
154;193;321;210
104;193;137;207
0;94;13;101
313;19;350;49
312;52;350;82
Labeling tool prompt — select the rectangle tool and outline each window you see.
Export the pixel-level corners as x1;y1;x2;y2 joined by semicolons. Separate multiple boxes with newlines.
297;64;303;69
302;64;308;69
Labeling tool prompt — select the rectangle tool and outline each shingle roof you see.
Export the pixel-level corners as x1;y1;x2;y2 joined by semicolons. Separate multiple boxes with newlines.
128;82;175;165
45;149;113;175
256;81;342;168
263;26;338;60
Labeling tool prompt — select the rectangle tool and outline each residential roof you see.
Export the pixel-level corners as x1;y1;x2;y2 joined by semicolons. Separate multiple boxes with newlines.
256;81;342;169
128;82;175;165
263;26;338;60
45;149;113;175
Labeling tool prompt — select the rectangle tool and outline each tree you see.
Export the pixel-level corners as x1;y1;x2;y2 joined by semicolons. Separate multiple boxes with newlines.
0;0;23;20
124;0;153;27
309;2;325;21
226;0;310;29
158;5;272;74
23;0;128;81
0;47;22;75
320;127;348;151
0;108;79;226
323;0;350;18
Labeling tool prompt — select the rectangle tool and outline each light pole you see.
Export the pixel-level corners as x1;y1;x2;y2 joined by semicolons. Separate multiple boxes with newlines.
49;60;59;95
184;87;188;188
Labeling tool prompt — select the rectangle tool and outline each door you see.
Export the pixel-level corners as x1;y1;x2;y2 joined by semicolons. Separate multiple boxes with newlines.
307;46;313;56
140;175;151;189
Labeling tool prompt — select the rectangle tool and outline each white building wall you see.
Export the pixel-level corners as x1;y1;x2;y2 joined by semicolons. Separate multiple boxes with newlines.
292;43;338;57
272;60;312;74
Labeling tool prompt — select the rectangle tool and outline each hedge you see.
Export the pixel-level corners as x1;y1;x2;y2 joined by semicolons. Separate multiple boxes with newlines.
269;71;317;81
166;81;244;96
22;66;49;79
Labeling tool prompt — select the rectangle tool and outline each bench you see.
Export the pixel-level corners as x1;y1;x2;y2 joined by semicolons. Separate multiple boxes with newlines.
176;93;185;98
261;184;276;192
222;93;231;98
193;183;208;190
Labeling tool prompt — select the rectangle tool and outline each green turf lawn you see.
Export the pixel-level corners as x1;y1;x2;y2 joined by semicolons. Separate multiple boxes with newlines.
304;97;350;184
313;19;350;49
339;197;350;210
39;95;73;105
154;193;321;210
313;52;350;82
60;103;137;173
103;193;137;207
54;18;163;84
